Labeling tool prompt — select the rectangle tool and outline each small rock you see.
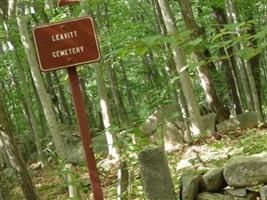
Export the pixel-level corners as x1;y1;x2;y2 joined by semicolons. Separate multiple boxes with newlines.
246;192;258;200
197;192;230;200
225;188;247;197
197;192;252;200
237;111;258;129
67;144;85;164
202;168;226;192
216;118;239;132
180;172;201;200
202;113;216;134
260;185;267;200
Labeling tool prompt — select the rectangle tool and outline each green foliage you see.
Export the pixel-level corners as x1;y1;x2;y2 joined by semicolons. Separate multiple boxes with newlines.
238;130;267;154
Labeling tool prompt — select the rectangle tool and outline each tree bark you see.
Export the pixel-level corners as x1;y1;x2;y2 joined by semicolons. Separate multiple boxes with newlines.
17;14;67;159
80;0;119;160
52;71;73;124
212;6;243;115
157;0;204;135
176;0;230;121
0;88;39;200
94;63;119;160
225;0;254;111
0;153;10;200
152;0;192;142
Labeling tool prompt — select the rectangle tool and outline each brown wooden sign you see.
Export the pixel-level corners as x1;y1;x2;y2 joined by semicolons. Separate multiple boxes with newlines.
57;0;81;7
32;16;100;72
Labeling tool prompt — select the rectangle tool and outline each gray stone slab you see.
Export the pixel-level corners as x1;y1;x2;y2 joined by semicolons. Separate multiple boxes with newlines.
138;147;176;200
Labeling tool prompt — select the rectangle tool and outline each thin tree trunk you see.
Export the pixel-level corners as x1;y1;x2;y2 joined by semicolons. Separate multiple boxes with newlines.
45;73;63;123
119;60;137;114
17;14;67;159
225;0;254;111
79;73;98;129
157;0;204;135
212;6;243;115
94;63;119;160
106;63;128;128
3;27;45;166
176;0;230;121
0;153;10;200
152;0;191;142
10;60;45;166
80;0;119;160
0;88;39;200
52;71;73;124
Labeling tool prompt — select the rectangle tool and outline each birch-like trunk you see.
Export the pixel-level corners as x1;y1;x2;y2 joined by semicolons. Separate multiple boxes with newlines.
152;0;192;142
16;15;67;159
94;63;119;160
80;0;119;160
177;0;230;121
225;0;253;111
157;0;203;135
212;6;243;115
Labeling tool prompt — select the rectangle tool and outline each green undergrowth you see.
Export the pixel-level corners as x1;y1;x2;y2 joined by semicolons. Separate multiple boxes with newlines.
10;128;267;200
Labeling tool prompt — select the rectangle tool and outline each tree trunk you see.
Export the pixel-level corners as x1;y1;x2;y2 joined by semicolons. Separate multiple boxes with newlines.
94;63;119;160
3;28;45;165
80;0;119;160
10;59;45;166
0;88;39;200
52;71;73;124
225;0;254;111
157;0;204;135
212;6;243;115
176;0;230;121
152;0;192;142
119;60;137;114
17;14;67;159
106;63;129;128
80;73;98;129
0;153;10;200
44;73;63;122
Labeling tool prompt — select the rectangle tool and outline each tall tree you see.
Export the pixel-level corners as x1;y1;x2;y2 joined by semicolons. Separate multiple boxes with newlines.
157;0;204;135
80;0;119;160
176;0;230;121
0;86;39;200
16;5;67;160
212;5;243;115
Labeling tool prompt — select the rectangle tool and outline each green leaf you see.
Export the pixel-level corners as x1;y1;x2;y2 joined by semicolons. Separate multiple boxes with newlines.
236;47;262;60
188;37;203;47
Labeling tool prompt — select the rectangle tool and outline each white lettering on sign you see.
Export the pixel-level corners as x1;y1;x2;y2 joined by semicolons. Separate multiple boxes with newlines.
51;31;78;42
52;46;84;58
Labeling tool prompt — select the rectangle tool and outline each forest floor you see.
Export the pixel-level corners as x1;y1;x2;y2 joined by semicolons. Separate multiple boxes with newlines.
10;128;267;200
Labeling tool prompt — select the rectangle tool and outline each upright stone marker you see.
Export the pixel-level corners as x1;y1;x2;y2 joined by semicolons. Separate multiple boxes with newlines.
138;147;176;200
32;15;103;200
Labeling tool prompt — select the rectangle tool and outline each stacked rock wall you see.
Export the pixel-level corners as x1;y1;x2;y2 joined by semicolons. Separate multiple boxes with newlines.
180;153;267;200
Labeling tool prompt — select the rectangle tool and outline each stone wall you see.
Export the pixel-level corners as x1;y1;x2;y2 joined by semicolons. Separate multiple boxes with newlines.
180;153;267;200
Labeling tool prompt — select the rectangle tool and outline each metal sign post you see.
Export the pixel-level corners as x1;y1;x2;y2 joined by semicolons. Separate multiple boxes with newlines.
57;0;81;7
32;16;104;200
68;67;103;200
